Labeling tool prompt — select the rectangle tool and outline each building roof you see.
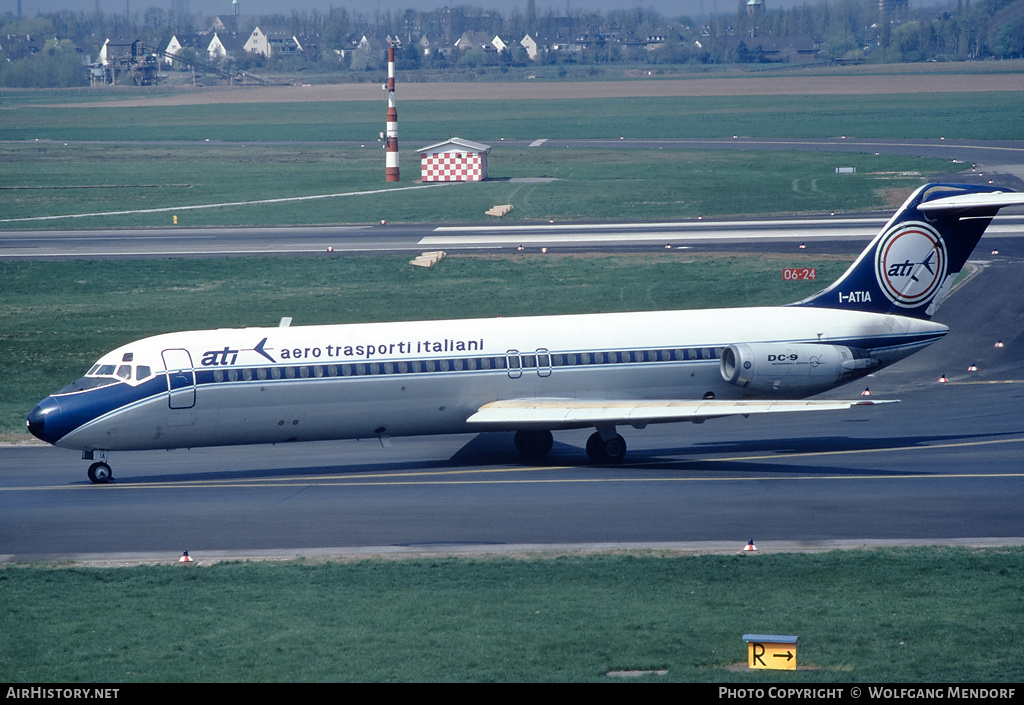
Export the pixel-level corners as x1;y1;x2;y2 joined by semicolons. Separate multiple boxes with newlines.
416;137;492;154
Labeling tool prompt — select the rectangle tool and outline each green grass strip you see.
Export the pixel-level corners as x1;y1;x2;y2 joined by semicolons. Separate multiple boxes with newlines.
0;144;951;228
1;547;1021;682
2;93;1022;141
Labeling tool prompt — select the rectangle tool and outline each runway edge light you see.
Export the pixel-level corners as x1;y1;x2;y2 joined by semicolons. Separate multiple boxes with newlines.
743;539;757;552
178;551;193;563
742;634;799;670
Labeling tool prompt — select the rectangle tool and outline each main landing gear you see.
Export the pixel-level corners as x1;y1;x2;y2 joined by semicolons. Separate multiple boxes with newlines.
585;431;627;464
512;428;628;464
84;451;113;484
513;429;553;459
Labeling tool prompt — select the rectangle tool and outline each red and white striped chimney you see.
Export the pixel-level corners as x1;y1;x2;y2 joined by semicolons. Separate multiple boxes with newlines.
385;44;399;182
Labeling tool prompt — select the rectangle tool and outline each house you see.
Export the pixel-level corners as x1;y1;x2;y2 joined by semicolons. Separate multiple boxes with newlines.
243;27;302;58
208;15;238;35
207;32;245;62
520;34;540;60
417;138;491;182
163;35;210;68
294;34;320;60
0;34;43;60
455;31;497;53
348;34;387;70
721;36;819;63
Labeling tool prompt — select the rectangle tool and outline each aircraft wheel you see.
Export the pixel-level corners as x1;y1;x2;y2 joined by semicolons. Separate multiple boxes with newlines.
586;432;607;463
87;462;112;484
602;434;627;463
586;432;626;464
514;429;553;459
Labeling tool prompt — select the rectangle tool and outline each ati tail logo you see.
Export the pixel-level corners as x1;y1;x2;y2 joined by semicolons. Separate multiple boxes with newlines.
874;221;947;308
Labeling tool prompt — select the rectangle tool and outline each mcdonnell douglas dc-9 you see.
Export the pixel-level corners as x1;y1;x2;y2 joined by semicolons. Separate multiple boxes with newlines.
27;183;1024;483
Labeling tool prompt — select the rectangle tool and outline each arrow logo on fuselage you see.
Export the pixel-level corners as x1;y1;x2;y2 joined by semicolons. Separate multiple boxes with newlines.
249;337;276;363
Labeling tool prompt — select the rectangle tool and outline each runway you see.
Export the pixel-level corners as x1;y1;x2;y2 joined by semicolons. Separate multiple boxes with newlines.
2;246;1022;562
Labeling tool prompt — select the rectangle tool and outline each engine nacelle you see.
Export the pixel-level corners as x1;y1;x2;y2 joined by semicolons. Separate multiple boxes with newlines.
720;342;878;395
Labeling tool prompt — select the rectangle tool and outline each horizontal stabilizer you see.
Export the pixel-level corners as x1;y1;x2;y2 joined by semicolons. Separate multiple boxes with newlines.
467;397;898;428
917;191;1024;212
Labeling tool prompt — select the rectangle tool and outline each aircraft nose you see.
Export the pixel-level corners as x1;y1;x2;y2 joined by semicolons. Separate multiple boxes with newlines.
26;397;63;445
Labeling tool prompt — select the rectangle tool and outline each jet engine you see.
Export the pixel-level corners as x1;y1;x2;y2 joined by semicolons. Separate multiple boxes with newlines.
720;342;879;395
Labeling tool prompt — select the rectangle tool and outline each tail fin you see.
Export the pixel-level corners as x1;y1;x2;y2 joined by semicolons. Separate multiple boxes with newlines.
795;183;1023;320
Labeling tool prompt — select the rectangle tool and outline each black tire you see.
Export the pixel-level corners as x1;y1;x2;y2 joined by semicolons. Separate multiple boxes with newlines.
586;432;607;463
514;429;554;459
87;462;112;484
603;434;627;463
586;432;627;464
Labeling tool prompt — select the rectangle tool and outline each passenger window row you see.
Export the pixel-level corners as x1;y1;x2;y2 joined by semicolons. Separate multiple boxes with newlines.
202;346;723;384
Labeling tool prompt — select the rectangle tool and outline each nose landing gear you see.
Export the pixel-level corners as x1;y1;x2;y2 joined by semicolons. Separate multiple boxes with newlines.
84;451;113;484
87;462;113;483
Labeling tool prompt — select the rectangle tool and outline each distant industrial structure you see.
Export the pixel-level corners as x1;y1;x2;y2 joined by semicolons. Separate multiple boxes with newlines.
91;37;276;86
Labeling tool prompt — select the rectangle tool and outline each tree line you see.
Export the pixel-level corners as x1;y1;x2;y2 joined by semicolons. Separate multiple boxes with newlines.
1;0;1023;87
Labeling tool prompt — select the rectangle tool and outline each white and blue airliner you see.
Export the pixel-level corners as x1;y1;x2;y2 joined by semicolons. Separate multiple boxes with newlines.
26;183;1024;483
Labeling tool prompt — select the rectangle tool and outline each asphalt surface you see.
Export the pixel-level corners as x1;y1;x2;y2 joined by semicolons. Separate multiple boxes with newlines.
2;237;1022;563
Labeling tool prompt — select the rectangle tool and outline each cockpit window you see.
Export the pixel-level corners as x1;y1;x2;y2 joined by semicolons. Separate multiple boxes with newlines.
56;359;155;394
55;376;118;395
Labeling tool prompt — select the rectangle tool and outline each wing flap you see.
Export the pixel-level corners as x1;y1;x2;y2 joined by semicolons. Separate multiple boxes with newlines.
466;398;897;427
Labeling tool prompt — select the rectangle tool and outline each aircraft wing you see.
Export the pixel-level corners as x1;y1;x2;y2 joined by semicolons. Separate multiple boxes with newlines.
466;397;898;428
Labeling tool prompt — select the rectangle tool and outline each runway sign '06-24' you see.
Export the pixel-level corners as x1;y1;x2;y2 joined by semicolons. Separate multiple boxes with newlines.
782;268;817;281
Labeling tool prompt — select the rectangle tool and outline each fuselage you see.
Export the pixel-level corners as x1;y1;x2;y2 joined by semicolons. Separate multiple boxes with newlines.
27;305;947;453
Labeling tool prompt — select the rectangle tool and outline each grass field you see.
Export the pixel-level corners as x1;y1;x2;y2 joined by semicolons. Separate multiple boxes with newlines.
2;547;1022;682
0;144;952;228
2;92;1023;142
4;82;1009;229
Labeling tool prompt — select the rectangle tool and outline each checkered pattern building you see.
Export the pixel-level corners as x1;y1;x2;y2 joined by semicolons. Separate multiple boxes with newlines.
417;138;491;183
